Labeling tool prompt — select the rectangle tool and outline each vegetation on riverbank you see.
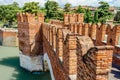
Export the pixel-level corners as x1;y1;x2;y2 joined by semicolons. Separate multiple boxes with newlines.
0;1;119;28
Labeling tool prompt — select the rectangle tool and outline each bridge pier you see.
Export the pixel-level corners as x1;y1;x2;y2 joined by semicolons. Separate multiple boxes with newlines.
17;13;44;72
19;51;43;72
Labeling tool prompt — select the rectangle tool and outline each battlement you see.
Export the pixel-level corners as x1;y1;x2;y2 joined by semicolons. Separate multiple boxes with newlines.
49;20;64;27
17;13;44;23
17;13;120;80
64;13;84;25
42;23;113;80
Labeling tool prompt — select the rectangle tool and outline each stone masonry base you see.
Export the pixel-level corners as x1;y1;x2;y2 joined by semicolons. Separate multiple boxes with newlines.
19;51;43;72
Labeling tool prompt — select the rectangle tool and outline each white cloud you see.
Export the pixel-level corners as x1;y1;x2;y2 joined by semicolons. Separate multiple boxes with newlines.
112;0;120;7
0;0;119;7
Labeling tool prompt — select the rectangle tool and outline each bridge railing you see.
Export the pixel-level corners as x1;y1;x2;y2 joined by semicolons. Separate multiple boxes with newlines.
42;23;114;80
68;23;120;54
17;13;119;79
42;23;70;80
49;20;64;27
64;13;84;25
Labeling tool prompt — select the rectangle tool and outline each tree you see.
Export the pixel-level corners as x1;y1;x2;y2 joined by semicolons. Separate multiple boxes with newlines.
0;3;19;22
12;2;19;7
76;5;85;13
56;10;64;20
64;3;71;12
0;2;20;27
97;1;113;23
114;11;120;22
93;11;98;23
84;8;93;23
45;1;59;19
75;6;93;23
23;2;40;14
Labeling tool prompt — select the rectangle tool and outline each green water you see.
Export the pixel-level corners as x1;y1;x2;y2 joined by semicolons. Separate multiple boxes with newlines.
0;46;51;80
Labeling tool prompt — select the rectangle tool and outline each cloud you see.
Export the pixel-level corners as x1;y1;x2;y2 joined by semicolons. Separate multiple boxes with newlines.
0;0;119;7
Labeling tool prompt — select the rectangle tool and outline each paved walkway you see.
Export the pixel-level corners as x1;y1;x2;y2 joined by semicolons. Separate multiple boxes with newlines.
109;64;120;80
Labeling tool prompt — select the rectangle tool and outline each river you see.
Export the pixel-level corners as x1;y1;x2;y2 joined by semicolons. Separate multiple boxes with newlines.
0;46;51;80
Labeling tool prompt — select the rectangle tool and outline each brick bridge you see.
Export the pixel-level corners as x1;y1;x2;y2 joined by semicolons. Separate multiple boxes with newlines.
17;13;120;80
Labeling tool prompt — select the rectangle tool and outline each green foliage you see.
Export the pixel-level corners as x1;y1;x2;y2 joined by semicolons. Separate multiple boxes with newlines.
93;11;98;23
64;3;71;12
76;6;93;23
76;5;85;13
40;7;46;15
12;2;19;7
23;2;40;14
96;1;113;23
114;11;120;22
0;1;114;26
45;1;58;18
45;1;63;20
0;2;20;27
84;8;93;23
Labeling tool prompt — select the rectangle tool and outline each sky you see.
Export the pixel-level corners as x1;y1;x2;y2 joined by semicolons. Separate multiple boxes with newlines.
0;0;120;7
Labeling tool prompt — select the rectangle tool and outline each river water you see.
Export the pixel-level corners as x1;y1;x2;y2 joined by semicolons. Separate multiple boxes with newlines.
0;46;51;80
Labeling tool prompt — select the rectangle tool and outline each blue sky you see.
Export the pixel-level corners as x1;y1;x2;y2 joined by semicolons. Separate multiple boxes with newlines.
0;0;120;7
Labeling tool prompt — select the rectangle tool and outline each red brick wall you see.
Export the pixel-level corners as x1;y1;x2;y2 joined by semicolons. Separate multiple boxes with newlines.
43;36;70;80
68;23;120;53
17;13;44;56
42;22;113;80
17;13;116;80
64;13;84;25
42;23;69;80
0;29;18;46
63;34;78;75
68;22;120;67
77;45;113;80
50;20;64;27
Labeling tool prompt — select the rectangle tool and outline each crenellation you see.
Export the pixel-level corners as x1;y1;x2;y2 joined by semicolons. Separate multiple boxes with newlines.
37;13;44;23
64;13;69;25
82;23;90;36
89;23;98;40
17;13;23;23
77;13;84;23
51;26;57;50
56;28;64;58
63;34;78;76
22;13;28;22
16;13;120;80
64;13;84;25
78;23;83;35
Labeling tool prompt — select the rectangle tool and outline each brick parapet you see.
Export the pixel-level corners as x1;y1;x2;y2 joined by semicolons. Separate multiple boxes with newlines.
43;34;70;80
40;22;114;80
17;13;119;80
63;34;78;75
64;13;84;25
17;13;44;56
68;22;120;54
50;20;64;27
77;42;113;80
